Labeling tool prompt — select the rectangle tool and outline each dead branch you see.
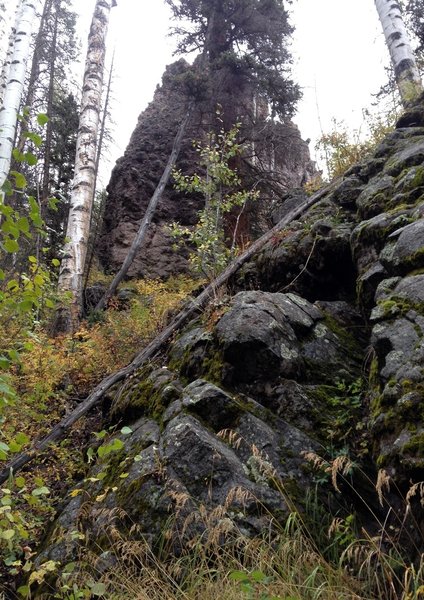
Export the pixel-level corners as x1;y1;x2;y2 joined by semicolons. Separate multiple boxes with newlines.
0;180;338;484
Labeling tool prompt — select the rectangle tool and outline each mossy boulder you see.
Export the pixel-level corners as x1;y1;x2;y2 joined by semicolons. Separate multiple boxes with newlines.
384;137;424;177
110;366;183;424
355;174;394;218
34;380;318;578
369;273;424;481
379;219;424;275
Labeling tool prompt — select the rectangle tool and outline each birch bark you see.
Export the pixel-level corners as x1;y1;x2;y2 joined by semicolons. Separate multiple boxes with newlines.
0;0;42;195
0;1;20;106
84;50;115;288
56;0;115;333
375;0;423;104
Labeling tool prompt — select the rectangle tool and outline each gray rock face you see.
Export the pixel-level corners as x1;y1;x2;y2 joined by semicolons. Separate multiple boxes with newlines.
214;291;310;382
327;175;364;208
384;138;424;176
37;285;366;571
351;209;413;275
38;97;424;579
356;174;394;218
380;220;424;273
99;60;315;279
37;377;318;570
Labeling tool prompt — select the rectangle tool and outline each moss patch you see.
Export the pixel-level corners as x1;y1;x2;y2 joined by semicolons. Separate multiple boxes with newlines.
111;365;180;423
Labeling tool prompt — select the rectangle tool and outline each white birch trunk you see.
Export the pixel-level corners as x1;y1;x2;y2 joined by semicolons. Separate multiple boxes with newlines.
0;0;21;105
374;0;423;105
0;0;42;195
56;0;115;332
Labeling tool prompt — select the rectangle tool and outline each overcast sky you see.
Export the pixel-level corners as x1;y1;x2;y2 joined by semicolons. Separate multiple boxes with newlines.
70;0;392;183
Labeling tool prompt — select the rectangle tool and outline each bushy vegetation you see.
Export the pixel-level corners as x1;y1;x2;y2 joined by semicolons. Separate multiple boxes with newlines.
0;273;198;589
169;116;259;281
315;110;399;181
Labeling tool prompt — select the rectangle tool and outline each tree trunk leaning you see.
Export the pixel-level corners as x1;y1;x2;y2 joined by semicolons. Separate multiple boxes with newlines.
374;0;423;105
0;179;339;484
55;0;115;333
95;103;193;311
95;13;218;311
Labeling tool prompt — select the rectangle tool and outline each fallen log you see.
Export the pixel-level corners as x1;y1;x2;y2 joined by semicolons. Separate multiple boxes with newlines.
0;181;337;484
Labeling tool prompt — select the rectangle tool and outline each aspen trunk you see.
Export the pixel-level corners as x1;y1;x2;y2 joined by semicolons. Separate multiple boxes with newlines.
56;0;115;333
374;0;423;104
84;50;115;288
0;0;42;195
0;0;20;105
40;1;58;206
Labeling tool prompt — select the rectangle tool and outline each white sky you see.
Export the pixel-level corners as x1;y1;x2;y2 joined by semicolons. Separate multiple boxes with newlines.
67;0;392;183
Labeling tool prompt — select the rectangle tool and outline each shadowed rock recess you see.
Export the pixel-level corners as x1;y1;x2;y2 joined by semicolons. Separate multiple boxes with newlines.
38;97;424;575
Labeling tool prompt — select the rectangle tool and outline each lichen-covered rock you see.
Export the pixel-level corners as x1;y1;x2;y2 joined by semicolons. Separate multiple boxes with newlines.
37;97;424;580
368;272;424;479
328;175;364;208
379;219;424;274
214;291;310;383
356;174;394;218
351;209;413;274
384;137;424;176
36;378;318;574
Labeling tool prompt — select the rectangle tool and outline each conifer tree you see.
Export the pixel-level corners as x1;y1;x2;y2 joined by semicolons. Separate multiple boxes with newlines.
166;0;300;119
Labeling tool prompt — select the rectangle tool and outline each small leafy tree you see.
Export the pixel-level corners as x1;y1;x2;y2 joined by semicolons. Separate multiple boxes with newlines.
316;111;398;181
169;120;259;281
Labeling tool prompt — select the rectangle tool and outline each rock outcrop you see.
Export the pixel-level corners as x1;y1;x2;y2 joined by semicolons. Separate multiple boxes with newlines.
99;60;315;279
36;97;424;580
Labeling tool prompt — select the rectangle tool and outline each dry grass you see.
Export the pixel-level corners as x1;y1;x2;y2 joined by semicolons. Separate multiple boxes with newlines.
22;446;424;600
47;518;367;600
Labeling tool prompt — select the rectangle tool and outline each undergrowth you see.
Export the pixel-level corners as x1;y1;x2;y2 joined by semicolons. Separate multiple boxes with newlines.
21;449;424;600
1;271;423;599
0;275;198;590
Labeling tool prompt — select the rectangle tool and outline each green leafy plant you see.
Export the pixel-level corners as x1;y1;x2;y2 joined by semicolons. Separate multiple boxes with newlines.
0;475;52;577
0;116;60;585
230;570;289;599
324;378;364;444
169;113;259;280
0;118;57;458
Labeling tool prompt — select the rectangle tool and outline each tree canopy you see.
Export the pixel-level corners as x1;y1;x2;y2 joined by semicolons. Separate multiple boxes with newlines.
166;0;300;119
